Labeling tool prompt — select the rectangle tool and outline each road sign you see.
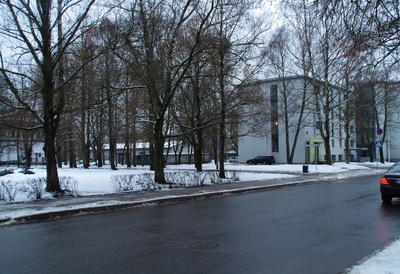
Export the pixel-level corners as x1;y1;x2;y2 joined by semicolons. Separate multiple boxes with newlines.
375;141;383;148
377;128;383;135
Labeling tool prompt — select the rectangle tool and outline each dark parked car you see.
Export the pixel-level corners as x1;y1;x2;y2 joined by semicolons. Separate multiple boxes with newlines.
380;162;400;203
246;156;275;165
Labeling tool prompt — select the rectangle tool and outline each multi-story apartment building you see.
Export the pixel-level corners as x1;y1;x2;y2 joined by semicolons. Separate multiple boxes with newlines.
238;76;358;164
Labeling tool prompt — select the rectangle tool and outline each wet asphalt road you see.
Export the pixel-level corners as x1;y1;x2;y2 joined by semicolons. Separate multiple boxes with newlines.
1;174;400;274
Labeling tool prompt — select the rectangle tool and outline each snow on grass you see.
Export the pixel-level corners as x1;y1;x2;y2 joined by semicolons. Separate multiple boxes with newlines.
0;161;390;203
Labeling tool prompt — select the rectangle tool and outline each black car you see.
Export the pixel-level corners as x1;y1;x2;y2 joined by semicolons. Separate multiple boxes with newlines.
380;162;400;203
246;156;275;165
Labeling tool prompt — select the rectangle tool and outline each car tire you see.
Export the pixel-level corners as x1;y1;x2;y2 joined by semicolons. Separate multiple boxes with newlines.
381;194;392;204
263;161;267;165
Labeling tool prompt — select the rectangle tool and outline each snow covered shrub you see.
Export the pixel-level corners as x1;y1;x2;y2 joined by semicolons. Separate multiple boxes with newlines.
227;170;240;183
165;171;190;187
0;181;5;201
191;171;208;186
206;171;221;184
164;171;208;187
137;173;163;190
112;173;164;192
182;171;208;186
59;176;78;197
0;180;23;202
111;174;136;192
25;177;46;200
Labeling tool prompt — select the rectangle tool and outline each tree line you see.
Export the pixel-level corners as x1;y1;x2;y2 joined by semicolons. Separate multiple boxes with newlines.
0;0;399;195
265;0;400;165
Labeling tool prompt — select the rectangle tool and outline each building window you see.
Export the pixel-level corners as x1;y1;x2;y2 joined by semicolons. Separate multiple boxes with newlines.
332;139;335;147
351;140;354;148
270;85;279;152
270;84;278;105
332;155;336;162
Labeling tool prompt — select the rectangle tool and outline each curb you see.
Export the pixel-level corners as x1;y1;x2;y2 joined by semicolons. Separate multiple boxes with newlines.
10;178;323;224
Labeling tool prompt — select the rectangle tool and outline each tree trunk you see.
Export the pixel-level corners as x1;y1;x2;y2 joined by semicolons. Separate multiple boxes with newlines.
81;97;90;169
219;122;226;179
379;147;385;163
69;139;77;168
369;141;374;162
109;143;117;170
133;141;137;167
82;142;90;169
24;145;33;168
153;118;166;184
194;131;203;172
149;138;155;170
43;125;61;193
57;143;62;168
126;143;131;168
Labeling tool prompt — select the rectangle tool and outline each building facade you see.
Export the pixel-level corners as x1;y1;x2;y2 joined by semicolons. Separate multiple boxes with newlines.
238;76;358;164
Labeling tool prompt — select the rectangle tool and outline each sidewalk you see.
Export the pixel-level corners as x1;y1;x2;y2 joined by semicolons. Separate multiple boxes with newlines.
0;169;383;226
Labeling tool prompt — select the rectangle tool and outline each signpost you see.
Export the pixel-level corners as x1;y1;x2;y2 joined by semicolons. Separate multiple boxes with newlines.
376;128;383;166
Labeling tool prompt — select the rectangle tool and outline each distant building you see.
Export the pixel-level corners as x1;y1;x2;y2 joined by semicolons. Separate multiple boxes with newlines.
94;141;210;166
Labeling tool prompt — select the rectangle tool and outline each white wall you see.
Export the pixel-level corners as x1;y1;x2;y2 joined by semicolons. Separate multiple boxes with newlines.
238;77;357;164
238;135;268;163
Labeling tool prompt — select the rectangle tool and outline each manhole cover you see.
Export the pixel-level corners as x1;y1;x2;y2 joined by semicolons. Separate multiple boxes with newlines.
190;241;219;250
143;227;171;234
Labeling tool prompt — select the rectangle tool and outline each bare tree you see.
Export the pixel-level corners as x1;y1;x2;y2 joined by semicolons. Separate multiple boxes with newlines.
352;0;400;65
210;0;268;178
266;26;311;164
119;0;215;183
170;28;222;171
0;0;98;194
284;0;355;165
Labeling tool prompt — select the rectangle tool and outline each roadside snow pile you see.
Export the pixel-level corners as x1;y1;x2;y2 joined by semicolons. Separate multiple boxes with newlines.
347;238;400;274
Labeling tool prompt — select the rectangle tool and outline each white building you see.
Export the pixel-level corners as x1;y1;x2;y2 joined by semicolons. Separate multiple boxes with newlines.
238;76;358;164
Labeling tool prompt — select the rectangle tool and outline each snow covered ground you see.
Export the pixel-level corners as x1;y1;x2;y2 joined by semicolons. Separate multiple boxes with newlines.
0;161;398;273
1;161;379;202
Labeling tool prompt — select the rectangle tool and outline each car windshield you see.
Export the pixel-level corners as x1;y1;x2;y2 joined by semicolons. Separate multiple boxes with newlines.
386;164;400;175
